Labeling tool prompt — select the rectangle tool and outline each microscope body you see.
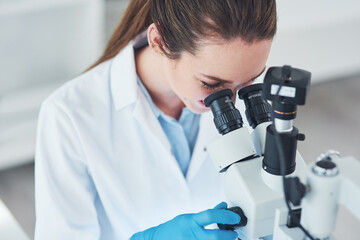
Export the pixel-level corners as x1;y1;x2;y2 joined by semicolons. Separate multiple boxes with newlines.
204;66;310;239
206;122;308;239
205;66;360;240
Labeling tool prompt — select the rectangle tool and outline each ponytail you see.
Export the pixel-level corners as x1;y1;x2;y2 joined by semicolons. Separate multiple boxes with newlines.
85;0;152;71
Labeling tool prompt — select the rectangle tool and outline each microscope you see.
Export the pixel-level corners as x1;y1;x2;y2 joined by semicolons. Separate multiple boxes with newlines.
204;65;360;240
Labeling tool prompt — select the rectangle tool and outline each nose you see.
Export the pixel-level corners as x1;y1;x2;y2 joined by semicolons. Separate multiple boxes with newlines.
230;90;237;104
233;81;254;101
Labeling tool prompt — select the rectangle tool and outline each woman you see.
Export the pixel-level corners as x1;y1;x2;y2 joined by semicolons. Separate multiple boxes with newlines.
34;0;277;239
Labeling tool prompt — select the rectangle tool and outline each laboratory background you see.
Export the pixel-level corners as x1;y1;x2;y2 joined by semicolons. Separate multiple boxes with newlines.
0;0;360;239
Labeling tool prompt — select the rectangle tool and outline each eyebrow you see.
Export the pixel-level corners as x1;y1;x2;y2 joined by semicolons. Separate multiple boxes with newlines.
201;66;266;84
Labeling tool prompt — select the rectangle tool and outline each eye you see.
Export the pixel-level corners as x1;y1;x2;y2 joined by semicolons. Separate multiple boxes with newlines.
201;81;222;90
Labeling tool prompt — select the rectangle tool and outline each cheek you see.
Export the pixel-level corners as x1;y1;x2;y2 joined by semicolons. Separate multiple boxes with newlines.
197;89;214;101
169;71;193;96
165;62;203;98
180;85;209;102
163;58;220;102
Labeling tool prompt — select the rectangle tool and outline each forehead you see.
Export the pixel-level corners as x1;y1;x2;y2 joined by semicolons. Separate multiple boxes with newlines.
181;37;272;81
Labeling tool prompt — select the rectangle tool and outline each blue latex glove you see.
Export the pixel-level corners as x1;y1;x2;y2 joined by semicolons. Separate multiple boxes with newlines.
130;202;240;240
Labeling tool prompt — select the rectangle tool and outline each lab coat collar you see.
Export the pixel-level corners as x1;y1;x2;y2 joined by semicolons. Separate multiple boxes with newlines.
109;35;173;153
132;86;193;195
109;42;174;168
109;43;138;111
110;31;149;111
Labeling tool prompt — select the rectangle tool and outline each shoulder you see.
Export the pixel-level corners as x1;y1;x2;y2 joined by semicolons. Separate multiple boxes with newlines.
43;43;139;118
45;60;112;112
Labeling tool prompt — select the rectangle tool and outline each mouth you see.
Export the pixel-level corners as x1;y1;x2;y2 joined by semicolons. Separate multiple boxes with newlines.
199;100;207;108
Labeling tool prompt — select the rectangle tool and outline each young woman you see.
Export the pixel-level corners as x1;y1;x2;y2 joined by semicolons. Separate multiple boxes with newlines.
34;0;277;239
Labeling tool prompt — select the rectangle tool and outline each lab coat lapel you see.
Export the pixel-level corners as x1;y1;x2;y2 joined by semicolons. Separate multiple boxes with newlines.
186;111;219;181
110;42;171;156
132;89;172;154
111;41;172;156
132;90;190;190
111;41;189;190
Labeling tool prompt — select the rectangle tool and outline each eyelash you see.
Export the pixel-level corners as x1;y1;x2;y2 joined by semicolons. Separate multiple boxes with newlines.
201;81;222;90
200;78;256;90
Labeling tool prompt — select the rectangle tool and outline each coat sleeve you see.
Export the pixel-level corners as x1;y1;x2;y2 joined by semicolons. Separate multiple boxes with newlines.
34;99;100;240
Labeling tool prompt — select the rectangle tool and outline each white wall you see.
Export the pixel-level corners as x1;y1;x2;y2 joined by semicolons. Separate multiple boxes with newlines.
0;0;105;169
268;0;360;84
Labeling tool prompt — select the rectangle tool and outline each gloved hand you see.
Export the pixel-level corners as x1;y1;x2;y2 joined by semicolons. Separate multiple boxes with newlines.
130;202;240;240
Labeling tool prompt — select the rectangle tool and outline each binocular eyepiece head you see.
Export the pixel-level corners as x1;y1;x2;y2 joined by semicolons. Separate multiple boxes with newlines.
205;65;311;134
204;84;272;135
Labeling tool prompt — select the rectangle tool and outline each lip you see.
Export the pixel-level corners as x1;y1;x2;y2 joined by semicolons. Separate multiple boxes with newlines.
198;100;207;108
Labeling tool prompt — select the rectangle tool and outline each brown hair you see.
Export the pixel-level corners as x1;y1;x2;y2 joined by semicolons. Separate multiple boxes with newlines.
86;0;277;71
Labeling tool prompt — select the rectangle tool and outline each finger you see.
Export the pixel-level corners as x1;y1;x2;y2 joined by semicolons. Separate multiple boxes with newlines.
213;202;227;209
194;209;241;227
203;229;238;240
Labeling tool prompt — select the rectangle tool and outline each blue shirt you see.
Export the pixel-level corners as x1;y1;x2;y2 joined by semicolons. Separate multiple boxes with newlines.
137;78;200;176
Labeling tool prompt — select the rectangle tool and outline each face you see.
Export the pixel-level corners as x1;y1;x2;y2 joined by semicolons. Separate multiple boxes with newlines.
161;38;272;114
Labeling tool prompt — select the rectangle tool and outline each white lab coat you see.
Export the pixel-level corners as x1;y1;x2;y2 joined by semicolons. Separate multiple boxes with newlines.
34;38;228;240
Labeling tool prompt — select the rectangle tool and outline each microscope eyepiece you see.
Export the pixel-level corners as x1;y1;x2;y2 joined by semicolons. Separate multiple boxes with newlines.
238;83;272;129
204;89;243;135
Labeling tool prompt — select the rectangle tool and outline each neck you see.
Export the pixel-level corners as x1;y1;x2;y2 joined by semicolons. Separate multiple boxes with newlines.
135;46;185;120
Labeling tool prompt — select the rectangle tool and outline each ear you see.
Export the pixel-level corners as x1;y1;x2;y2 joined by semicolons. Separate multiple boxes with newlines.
147;23;165;55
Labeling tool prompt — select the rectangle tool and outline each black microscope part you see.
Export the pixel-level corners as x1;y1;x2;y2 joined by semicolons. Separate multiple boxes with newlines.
285;177;306;207
287;208;302;228
316;160;337;170
262;66;311;105
238;83;272;129
204;89;233;107
204;89;243;135
217;206;248;230
262;66;311;121
262;125;299;176
272;101;298;120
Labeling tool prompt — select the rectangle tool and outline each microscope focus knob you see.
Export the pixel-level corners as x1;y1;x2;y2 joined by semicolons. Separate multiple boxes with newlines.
313;150;341;177
297;133;306;141
217;207;248;230
312;159;339;177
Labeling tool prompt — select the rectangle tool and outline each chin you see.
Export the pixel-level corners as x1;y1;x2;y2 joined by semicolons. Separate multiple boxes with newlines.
186;103;210;114
181;98;211;114
190;108;208;114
